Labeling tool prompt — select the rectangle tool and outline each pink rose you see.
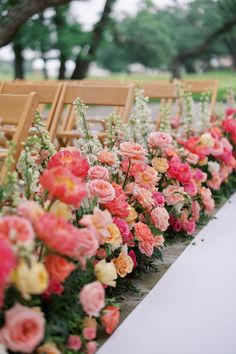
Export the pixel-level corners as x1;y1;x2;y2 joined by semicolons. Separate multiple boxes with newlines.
151;207;169;232
101;306;120;334
0;303;45;353
98;149;116;166
119;142;147;163
128;250;138;268
182;220;196;235
184;180;198;197
88;166;109;181
148;132;172;149
113;217;132;243
83;327;96;340
88;179;115;204
134;222;155;257
152;191;165;207
67;335;82;351
154;235;165;248
79;281;105;317
136;187;155;211
0;216;34;247
86;341;97;354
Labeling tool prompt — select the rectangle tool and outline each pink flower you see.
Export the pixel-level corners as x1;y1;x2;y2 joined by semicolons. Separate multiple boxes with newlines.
48;149;89;178
18;201;44;223
80;207;112;242
183;220;196;235
86;341;97;354
148;132;172;149
88;166;109;181
191;201;201;222
136;187;155;211
83;327;96;340
104;183;129;218
207;174;222;190
88;179;115;204
150;207;169;232
184;180;198;197
45;254;75;283
0;303;45;353
154;235;165;248
0;216;34;248
43;279;64;299
67;335;82;351
186;153;199;165
128;250;137;268
134;222;155;257
101;306;120;334
193;168;207;183
169;216;182;232
200;187;215;214
153;191;165;207
133;166;159;190
0;237;16;306
119;142;147;163
79;281;105;317
98;149;116;166
163;185;185;206
40;166;87;208
113;217;132;243
167;157;192;185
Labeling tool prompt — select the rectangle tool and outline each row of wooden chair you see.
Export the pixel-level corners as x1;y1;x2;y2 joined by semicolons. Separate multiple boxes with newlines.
0;79;218;180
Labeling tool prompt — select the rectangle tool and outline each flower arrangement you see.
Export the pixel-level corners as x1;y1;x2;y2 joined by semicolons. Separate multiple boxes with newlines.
0;86;236;354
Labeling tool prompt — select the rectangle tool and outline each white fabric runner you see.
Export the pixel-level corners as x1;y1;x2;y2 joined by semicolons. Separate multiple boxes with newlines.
98;193;236;354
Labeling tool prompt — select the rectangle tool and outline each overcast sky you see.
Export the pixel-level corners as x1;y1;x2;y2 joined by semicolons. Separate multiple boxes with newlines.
0;0;185;60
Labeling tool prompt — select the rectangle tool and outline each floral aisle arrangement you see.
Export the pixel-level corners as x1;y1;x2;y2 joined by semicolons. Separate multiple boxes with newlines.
0;87;236;354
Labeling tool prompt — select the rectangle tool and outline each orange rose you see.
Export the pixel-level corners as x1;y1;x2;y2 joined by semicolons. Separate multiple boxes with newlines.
112;246;134;278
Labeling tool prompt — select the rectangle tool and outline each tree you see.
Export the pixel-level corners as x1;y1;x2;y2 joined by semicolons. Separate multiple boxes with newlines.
0;0;87;48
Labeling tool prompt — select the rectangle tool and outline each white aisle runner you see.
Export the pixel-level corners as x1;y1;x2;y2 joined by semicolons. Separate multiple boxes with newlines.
98;193;236;354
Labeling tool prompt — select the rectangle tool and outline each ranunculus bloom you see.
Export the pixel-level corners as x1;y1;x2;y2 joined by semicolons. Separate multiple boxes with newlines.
150;207;169;232
148;131;172;149
101;306;120;334
95;259;117;287
88;179;115;204
11;257;48;299
40;166;87;208
1;303;45;353
88;166;109;181
119;142;147;163
134;222;155;257
79;281;105;317
48;148;89;178
0;216;34;248
151;157;169;173
112;246;134;277
0;237;16;306
80;207;112;242
67;335;82;351
45;254;75;283
104;183;129;218
98;149;116;166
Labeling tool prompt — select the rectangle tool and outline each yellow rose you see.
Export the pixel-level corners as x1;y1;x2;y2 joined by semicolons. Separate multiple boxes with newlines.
199;157;208;166
112;246;134;278
200;133;214;147
37;342;61;354
95;259;117;287
48;200;72;221
151;157;168;173
125;206;137;224
106;224;122;251
11;257;49;299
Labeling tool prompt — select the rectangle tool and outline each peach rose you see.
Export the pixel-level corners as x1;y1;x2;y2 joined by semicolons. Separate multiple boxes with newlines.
79;281;105;317
1;303;45;353
136;187;155;211
106;224;123;250
150;207;169;232
119;142;147;163
151;157;168;173
80;207;112;242
98;149;116;166
88;179;115;204
37;342;61;354
101;306;120;334
112;246;134;278
88;166;109;181
148;132;172;149
45;255;75;283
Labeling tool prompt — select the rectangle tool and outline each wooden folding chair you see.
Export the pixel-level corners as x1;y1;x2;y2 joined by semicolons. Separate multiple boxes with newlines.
0;82;63;135
50;83;135;146
182;80;219;117
140;82;178;128
0;93;38;180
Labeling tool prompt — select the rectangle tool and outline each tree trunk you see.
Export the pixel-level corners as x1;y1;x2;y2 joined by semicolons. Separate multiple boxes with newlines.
71;0;116;79
13;42;24;79
58;53;67;79
171;15;236;79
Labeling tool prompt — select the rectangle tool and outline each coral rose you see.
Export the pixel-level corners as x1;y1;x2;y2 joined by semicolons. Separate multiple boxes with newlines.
150;207;169;232
45;254;75;283
48;148;89;178
79;281;105;317
40;166;87;208
101;306;120;334
104;183;129;218
98;149;116;166
88;166;109;181
67;336;82;351
119;142;147;163
0;216;34;249
134;222;155;257
1;303;45;353
88;179;115;204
